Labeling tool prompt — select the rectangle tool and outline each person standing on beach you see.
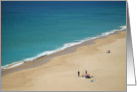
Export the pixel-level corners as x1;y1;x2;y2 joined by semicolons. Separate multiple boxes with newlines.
85;70;87;74
78;71;80;77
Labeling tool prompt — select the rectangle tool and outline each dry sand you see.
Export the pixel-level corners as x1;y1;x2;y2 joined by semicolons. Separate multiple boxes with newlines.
1;30;126;91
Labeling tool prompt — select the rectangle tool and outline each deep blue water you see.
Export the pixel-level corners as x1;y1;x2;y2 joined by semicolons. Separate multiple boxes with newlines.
1;1;126;66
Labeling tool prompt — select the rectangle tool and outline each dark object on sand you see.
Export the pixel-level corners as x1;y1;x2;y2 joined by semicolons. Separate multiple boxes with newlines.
107;50;111;53
85;70;87;74
78;71;80;77
85;74;91;78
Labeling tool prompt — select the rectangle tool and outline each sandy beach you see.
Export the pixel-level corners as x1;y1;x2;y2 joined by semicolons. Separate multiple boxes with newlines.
1;30;126;91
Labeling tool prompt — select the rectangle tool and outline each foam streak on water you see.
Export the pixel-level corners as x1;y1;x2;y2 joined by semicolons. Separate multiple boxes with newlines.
1;25;126;70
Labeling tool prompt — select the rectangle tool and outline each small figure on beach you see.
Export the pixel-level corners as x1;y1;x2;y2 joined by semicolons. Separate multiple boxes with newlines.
85;70;87;74
107;50;111;53
78;71;80;77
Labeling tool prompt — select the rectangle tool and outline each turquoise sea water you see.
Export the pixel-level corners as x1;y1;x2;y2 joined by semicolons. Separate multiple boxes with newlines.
1;1;126;67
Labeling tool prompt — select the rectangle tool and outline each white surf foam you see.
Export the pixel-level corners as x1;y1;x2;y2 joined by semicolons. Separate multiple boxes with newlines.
1;62;24;70
1;25;126;70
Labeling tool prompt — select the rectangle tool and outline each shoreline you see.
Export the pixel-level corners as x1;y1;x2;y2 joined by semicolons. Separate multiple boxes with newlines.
2;26;126;70
1;27;126;76
1;29;126;91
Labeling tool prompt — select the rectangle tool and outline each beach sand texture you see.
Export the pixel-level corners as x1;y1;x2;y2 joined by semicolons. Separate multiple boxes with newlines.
1;31;126;91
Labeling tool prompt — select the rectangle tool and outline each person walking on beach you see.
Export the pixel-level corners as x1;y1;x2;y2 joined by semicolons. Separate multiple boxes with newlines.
107;50;111;53
78;71;80;77
85;70;87;74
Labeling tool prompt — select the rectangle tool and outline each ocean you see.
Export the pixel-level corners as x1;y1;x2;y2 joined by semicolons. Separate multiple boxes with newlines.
1;1;126;68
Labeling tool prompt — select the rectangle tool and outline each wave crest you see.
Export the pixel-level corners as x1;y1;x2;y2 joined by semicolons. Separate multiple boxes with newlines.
1;25;126;70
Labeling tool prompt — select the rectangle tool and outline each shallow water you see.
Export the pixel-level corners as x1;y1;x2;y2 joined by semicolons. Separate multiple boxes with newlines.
1;1;126;66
